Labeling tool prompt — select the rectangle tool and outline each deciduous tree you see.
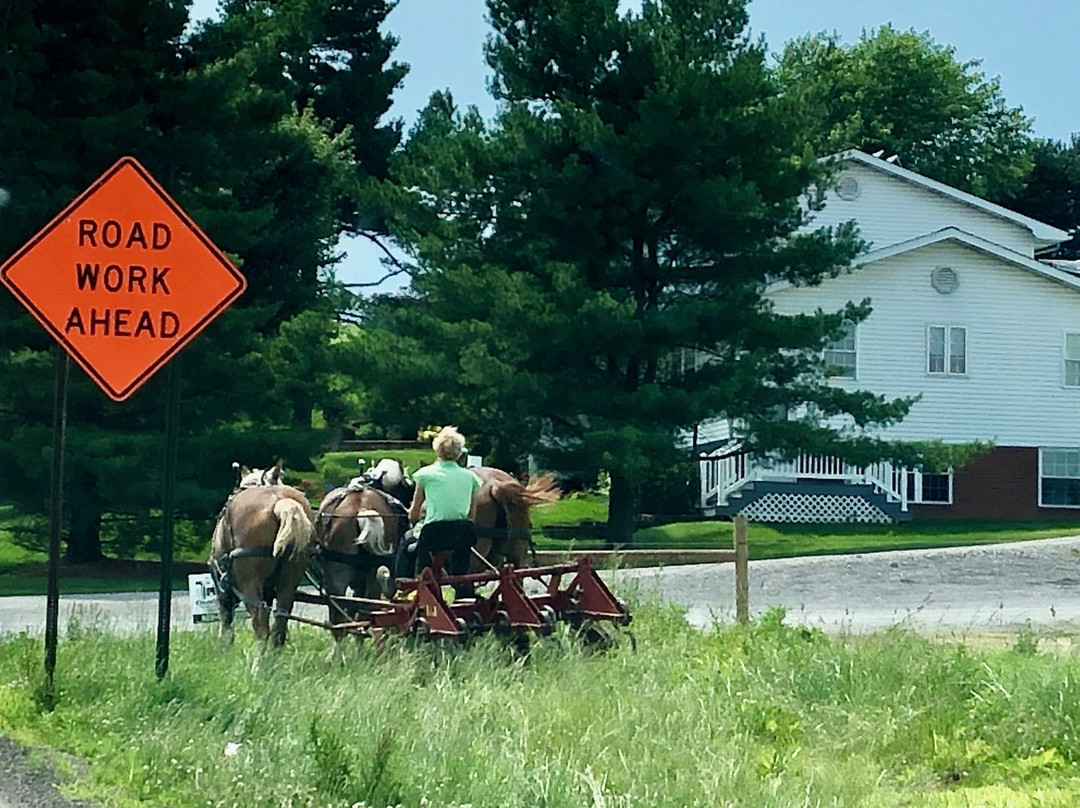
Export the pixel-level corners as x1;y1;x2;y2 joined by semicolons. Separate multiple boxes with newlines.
775;25;1033;202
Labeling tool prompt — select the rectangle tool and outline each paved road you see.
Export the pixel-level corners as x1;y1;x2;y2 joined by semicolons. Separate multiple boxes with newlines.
4;537;1080;638
0;586;325;637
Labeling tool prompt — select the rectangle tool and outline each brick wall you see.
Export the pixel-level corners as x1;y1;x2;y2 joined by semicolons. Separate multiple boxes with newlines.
911;446;1080;521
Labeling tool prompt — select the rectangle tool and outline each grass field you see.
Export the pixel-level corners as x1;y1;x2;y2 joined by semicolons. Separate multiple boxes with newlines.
2;602;1080;807
632;518;1080;558
0;505;41;570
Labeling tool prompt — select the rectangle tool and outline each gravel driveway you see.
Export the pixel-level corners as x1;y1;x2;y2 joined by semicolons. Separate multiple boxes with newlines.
618;535;1080;634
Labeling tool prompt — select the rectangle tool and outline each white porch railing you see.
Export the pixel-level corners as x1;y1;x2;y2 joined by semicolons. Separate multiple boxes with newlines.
698;444;909;512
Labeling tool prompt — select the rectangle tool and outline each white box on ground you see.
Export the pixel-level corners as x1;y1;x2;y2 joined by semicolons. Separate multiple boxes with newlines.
188;572;219;623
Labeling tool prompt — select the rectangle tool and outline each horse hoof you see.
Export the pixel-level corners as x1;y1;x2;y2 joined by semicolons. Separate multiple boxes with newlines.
376;565;394;598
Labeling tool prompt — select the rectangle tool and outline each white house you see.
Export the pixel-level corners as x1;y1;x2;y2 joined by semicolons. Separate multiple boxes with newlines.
698;150;1080;523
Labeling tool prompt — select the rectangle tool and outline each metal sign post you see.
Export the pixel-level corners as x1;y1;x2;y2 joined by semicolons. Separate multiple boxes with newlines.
155;355;182;678
43;349;69;703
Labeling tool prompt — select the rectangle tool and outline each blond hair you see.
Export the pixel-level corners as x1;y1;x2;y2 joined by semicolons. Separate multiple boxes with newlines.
432;425;466;461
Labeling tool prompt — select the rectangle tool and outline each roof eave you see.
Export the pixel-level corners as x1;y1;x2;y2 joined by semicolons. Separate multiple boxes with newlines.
854;227;1080;292
831;150;1071;246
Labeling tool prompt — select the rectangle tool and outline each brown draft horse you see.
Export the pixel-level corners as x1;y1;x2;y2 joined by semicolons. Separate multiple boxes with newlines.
313;472;407;638
469;466;560;569
209;461;315;646
361;458;560;572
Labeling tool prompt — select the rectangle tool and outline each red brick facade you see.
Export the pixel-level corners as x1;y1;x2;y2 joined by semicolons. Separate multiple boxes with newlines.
910;446;1080;521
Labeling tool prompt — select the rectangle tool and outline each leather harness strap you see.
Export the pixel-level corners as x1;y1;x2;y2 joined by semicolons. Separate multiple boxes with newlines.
315;482;409;567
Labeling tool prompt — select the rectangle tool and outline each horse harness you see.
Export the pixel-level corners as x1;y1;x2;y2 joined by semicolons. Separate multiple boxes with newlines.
313;478;409;566
209;476;537;613
209;544;285;615
364;469;537;547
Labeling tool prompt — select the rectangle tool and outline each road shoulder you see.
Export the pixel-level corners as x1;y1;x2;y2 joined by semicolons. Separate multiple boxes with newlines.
0;736;92;808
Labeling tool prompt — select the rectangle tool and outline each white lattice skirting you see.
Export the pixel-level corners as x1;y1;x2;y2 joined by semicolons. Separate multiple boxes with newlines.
738;492;893;524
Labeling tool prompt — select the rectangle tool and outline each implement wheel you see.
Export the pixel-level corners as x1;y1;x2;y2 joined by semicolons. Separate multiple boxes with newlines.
577;621;626;652
538;605;557;637
411;616;431;641
493;610;512;638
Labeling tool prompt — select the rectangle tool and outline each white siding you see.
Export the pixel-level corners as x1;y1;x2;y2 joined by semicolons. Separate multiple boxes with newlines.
692;418;731;446
770;241;1080;446
809;162;1036;257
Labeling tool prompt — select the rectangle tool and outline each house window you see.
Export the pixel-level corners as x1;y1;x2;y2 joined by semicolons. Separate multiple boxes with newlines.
928;325;966;375
906;470;952;504
661;347;711;380
1040;448;1080;507
824;322;856;379
1066;333;1080;387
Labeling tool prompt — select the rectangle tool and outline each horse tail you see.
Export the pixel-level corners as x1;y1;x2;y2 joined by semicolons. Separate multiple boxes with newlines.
354;509;392;556
488;473;561;518
272;498;314;559
491;473;560;508
210;509;232;556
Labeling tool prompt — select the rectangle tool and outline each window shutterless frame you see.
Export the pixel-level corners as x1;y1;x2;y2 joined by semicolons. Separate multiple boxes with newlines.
1038;447;1080;508
927;324;967;376
1064;332;1080;387
823;321;857;379
905;469;953;504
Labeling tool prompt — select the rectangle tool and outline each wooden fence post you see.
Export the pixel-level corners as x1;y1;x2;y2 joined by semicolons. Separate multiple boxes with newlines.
733;515;749;624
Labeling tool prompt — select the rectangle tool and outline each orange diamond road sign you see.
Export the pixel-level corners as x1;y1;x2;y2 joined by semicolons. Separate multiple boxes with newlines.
0;156;246;401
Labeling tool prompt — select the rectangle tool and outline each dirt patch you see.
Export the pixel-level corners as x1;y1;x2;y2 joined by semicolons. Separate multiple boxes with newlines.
930;629;1080;654
0;736;93;808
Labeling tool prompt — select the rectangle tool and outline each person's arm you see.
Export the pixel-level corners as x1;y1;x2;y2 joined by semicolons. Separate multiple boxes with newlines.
408;482;426;526
467;471;481;521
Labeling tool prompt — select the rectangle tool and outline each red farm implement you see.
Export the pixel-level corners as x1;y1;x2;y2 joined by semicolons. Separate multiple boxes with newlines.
291;552;631;647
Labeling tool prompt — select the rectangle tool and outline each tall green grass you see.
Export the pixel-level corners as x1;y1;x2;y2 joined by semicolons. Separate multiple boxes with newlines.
2;599;1080;807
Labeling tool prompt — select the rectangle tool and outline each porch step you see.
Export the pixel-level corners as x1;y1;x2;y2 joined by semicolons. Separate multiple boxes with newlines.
704;480;910;524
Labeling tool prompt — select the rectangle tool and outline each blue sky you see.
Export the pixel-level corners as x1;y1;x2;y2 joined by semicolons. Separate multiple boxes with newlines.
190;0;1080;288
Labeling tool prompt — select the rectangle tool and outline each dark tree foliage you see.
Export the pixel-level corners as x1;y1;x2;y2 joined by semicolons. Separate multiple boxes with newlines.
356;0;929;544
1001;136;1080;260
0;0;403;560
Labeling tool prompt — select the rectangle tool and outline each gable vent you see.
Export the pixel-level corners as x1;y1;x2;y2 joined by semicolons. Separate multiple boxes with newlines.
836;175;860;200
931;266;959;294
